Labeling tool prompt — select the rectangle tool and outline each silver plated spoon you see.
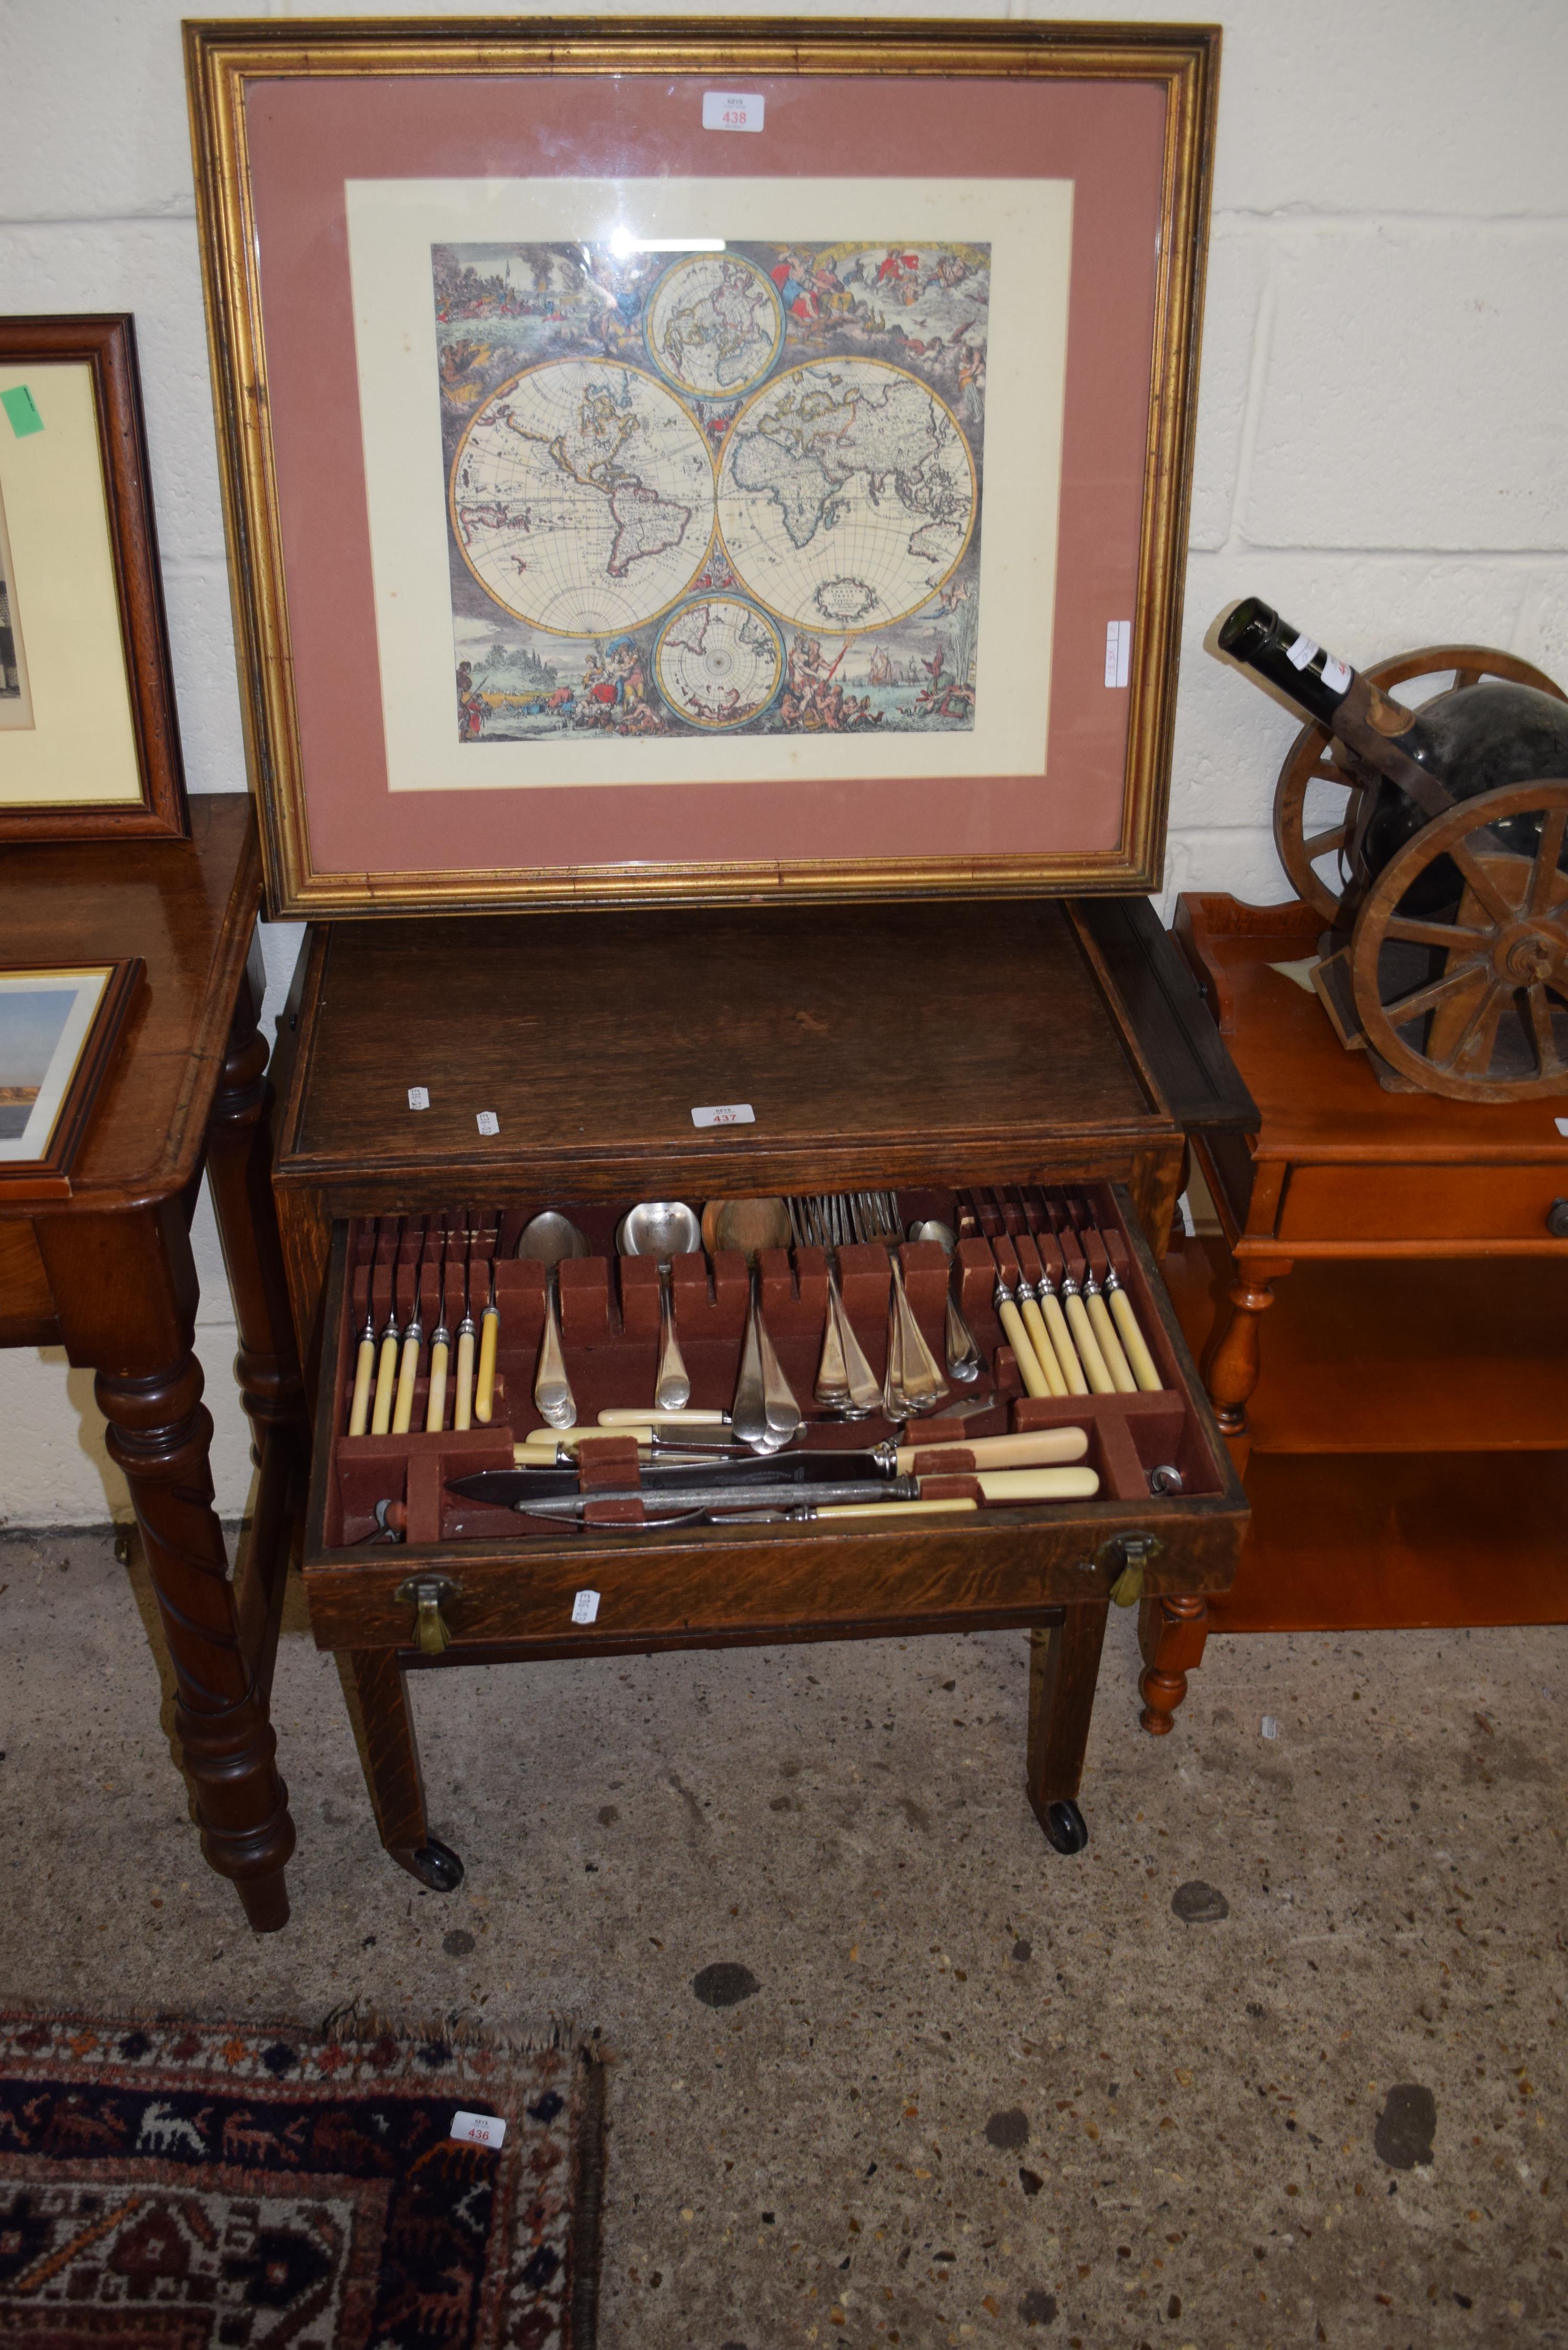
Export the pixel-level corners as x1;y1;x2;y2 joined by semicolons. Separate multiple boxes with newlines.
621;1199;701;1412
515;1209;590;1429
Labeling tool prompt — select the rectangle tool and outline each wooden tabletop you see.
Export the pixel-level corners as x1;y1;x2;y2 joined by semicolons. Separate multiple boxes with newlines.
1178;893;1568;1166
0;796;261;1215
279;897;1165;1194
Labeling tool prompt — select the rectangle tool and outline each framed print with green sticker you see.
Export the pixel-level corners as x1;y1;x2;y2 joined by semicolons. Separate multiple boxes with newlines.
0;316;188;842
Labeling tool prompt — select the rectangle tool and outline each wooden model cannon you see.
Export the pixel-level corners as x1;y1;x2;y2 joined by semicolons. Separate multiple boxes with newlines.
1258;639;1568;1103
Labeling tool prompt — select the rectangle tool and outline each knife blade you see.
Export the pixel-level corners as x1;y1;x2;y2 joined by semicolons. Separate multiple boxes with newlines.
452;1464;1099;1523
447;1450;903;1508
479;1473;924;1520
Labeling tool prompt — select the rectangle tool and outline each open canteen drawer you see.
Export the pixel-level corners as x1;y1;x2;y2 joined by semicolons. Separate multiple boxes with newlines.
302;1179;1248;1657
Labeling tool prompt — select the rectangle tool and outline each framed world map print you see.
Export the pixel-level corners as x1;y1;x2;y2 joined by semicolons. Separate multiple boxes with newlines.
429;224;996;759
351;172;1065;803
187;20;1218;917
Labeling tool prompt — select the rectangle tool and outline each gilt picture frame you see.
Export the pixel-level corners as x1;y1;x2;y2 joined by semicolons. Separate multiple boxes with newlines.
0;316;189;843
0;960;146;1199
186;18;1218;917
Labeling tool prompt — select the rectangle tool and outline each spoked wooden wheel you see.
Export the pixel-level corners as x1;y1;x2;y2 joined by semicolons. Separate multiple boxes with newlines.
1272;647;1567;921
1353;779;1568;1102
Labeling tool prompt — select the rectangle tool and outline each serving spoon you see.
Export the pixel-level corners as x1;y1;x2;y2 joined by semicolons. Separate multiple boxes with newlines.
621;1198;701;1412
515;1209;590;1429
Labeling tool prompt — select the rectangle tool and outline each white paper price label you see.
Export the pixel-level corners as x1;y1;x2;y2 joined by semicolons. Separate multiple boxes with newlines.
1321;655;1352;694
572;1588;601;1625
476;1110;499;1136
1104;619;1131;689
1286;633;1320;671
407;1086;430;1111
702;90;764;132
691;1102;756;1128
450;2110;506;2150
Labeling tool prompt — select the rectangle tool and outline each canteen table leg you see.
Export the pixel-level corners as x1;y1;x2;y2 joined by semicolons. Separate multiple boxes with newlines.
1024;1600;1109;1855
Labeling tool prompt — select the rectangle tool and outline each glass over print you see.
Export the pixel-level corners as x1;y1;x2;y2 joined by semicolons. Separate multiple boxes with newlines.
0;968;111;1160
188;20;1217;911
0;320;187;840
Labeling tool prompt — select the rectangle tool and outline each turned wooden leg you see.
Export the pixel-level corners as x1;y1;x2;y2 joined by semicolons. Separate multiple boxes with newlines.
97;1352;295;1930
40;1192;296;1933
203;934;306;1460
1137;1592;1210;1735
1202;1253;1292;1473
1025;1601;1109;1854
344;1650;465;1893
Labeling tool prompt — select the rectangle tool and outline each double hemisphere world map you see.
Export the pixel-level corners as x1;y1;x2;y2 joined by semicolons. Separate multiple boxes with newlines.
436;240;988;742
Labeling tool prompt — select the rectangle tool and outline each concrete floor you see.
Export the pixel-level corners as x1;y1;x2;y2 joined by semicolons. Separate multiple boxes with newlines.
1;1526;1563;2350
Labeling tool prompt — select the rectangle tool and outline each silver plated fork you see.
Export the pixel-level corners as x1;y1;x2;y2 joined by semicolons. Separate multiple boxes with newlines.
790;1195;881;1419
849;1191;948;1418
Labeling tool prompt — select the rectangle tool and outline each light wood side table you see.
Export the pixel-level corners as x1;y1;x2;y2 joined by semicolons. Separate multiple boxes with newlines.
1138;891;1568;1733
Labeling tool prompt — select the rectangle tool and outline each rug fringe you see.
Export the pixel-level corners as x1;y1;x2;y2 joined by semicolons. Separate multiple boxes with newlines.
3;2000;598;2070
319;1997;591;2060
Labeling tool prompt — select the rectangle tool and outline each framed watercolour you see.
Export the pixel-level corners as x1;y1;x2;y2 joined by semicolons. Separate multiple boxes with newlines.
0;317;188;843
0;960;145;1199
186;19;1219;917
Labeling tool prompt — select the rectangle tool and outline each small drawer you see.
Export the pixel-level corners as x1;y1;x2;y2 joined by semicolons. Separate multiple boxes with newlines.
1279;1161;1568;1248
302;1180;1248;1654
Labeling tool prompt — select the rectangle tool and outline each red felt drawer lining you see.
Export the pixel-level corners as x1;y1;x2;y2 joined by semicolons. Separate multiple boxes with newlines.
320;1181;1219;1550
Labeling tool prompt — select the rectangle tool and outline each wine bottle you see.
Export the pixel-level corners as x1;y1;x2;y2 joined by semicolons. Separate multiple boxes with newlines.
1218;597;1418;746
1218;598;1362;729
1219;596;1568;909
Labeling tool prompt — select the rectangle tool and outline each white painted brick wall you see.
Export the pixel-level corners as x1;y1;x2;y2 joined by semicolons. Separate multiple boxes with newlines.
2;0;1564;1521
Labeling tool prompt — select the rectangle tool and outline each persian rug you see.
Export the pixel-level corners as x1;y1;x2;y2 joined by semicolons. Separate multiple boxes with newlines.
0;2008;603;2347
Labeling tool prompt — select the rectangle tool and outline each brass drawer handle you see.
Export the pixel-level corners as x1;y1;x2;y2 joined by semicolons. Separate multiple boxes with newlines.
1097;1530;1164;1609
395;1574;460;1655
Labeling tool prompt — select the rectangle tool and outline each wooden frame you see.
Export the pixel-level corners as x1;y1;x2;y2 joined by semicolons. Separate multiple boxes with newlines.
186;18;1219;919
0;317;188;843
0;958;144;1199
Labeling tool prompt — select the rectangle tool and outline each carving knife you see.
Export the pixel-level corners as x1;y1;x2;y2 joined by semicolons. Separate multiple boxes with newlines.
447;1459;1100;1514
458;1468;1098;1523
453;1425;1091;1506
516;1426;1088;1473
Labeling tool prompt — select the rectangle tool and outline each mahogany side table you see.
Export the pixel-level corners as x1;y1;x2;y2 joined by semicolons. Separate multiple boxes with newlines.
1138;891;1568;1732
0;796;304;1929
